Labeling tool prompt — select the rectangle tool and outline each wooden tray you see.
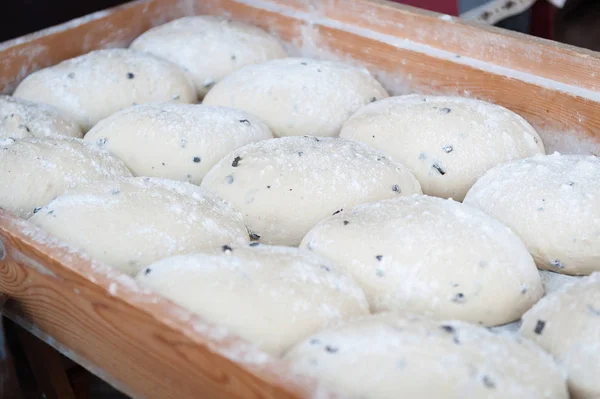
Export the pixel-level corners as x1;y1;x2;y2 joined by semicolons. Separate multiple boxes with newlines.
1;1;599;398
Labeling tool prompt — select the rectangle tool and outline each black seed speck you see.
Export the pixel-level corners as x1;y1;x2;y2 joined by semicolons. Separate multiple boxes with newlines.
324;345;338;353
249;242;260;247
392;184;401;193
440;324;455;333
162;162;166;166
249;231;260;241
144;268;152;275
267;185;271;189
453;336;461;345
550;259;565;269
442;145;453;153
568;182;575;186
320;265;331;272
126;72;135;79
343;220;349;225
289;188;293;191
298;151;303;156
239;119;251;125
332;209;343;215
193;156;201;163
222;245;233;253
33;207;42;214
97;137;107;146
231;54;236;61
67;72;75;79
482;375;495;389
317;68;322;73
301;62;308;66
48;210;55;216
309;338;320;345
370;97;377;102
433;163;446;175
375;255;383;261
439;107;451;114
452;293;465;303
17;124;30;133
534;320;546;335
232;156;242;167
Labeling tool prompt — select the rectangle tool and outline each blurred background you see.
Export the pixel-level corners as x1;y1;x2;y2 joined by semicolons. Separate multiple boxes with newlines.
1;0;599;51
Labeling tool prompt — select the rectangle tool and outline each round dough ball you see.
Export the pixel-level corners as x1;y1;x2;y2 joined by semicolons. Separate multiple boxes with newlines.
201;136;422;246
13;49;196;131
300;195;543;326
520;273;600;399
203;58;389;137
0;137;131;218
130;16;287;97
464;154;600;275
84;103;273;184
340;95;544;200
285;313;568;399
136;244;369;355
0;95;82;139
29;177;249;275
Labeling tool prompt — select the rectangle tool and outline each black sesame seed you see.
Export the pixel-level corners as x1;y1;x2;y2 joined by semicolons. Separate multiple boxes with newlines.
568;182;575;186
33;207;42;214
144;268;152;275
231;54;236;61
550;259;565;269
249;231;260;241
332;209;343;216
482;375;495;389
442;145;453;153
440;324;455;333
267;185;271;189
375;255;383;261
97;137;107;146
452;293;465;303
343;220;349;225
439;107;451;114
534;320;545;335
222;245;233;253
301;62;308;66
289;188;293;191
392;184;401;193
370;97;377;102
162;162;166;166
320;265;331;272
193;156;201;163
18;124;31;133
225;175;234;184
239;119;251;125
298;151;303;156
249;242;260;247
126;72;135;79
232;156;242;167
317;68;322;73
324;345;338;353
67;72;75;79
433;163;446;175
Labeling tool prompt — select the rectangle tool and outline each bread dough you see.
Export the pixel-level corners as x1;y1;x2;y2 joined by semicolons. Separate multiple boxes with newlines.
284;313;568;399
0;137;131;218
84;103;273;184
203;58;389;137
13;49;196;131
464;154;600;275
340;95;544;200
520;273;600;399
0;95;82;139
136;244;369;355
300;195;543;326
29;177;249;275
130;16;287;97
201;136;422;246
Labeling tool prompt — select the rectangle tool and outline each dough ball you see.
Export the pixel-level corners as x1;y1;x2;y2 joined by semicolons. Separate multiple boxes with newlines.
300;195;543;326
464;154;600;275
84;103;273;184
203;58;388;137
13;49;196;131
0;137;131;218
201;136;422;246
130;16;287;97
340;95;544;200
136;244;369;355
29;177;249;275
0;95;82;139
284;313;568;399
520;273;600;399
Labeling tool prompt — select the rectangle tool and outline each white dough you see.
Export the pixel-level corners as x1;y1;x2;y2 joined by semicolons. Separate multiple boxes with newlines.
201;136;422;246
300;195;543;326
340;95;545;200
284;313;568;399
0;95;82;139
0;137;131;218
84;103;273;184
13;49;196;131
29;177;249;275
520;273;600;399
136;244;369;355
464;153;600;275
130;16;287;97
203;58;389;137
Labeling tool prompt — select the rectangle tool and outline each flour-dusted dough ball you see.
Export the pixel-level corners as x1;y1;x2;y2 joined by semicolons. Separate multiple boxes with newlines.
13;49;196;131
0;137;131;218
285;313;568;399
30;177;249;275
130;16;287;97
203;58;389;137
84;103;273;184
201;136;422;246
0;95;82;139
300;195;542;326
464;154;600;275
136;244;369;355
520;273;600;399
340;95;544;200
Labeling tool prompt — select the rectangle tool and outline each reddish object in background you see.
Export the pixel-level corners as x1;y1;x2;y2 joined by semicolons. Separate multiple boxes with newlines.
389;0;459;15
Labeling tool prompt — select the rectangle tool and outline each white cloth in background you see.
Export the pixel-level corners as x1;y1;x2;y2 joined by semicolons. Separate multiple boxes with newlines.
461;0;565;24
